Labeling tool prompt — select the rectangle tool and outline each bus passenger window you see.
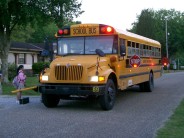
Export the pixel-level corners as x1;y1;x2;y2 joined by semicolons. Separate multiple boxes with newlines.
152;47;155;57
128;41;131;56
140;44;143;57
158;48;161;57
120;39;126;56
148;46;152;57
143;45;146;56
136;43;139;55
132;42;135;55
146;45;149;57
112;35;118;54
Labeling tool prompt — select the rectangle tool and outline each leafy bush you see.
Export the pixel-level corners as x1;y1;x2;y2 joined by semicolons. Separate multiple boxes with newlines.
8;63;17;81
32;62;50;74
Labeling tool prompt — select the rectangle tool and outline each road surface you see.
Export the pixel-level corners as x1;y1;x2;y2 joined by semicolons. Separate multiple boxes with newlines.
0;72;184;138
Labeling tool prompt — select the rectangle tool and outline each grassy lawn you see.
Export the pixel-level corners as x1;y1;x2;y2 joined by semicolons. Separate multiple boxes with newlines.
156;99;184;138
2;76;40;96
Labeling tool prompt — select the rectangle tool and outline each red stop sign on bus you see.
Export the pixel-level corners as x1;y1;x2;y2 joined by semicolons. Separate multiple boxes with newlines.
130;55;141;67
161;57;169;65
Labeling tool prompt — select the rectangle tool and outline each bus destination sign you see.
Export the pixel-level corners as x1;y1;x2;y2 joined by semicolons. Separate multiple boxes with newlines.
71;26;99;36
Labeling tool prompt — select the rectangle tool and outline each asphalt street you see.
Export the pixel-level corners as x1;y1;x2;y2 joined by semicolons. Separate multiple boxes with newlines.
0;72;184;138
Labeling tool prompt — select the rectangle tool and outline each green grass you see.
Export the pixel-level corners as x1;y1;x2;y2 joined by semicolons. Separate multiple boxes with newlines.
2;76;40;95
156;99;184;138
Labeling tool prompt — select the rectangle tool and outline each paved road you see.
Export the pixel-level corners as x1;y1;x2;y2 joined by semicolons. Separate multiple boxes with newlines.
0;72;184;138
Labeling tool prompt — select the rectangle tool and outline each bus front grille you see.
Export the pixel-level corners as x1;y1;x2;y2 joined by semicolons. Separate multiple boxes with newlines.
55;65;83;80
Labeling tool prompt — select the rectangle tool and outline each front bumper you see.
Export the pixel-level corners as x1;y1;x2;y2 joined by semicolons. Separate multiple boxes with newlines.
38;83;106;96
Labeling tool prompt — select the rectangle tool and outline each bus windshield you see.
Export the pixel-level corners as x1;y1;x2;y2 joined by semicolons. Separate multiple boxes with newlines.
57;35;117;55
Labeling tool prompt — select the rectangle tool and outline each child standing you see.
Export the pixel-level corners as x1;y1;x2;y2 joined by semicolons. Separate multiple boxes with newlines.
16;65;26;104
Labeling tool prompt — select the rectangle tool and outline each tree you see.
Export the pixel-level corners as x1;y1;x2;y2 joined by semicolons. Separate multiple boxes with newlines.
27;22;59;43
130;9;184;60
11;24;35;42
0;0;83;86
135;9;156;39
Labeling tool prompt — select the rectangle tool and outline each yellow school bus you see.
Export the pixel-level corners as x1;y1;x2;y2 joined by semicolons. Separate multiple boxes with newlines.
39;24;162;110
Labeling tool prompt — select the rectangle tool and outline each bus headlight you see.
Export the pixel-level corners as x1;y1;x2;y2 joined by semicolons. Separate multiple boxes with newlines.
41;75;49;81
89;76;105;82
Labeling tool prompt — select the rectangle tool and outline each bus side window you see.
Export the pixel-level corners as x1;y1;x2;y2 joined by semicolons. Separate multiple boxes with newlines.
136;43;139;55
112;35;118;54
140;44;143;57
143;45;146;57
128;41;131;56
132;42;135;55
120;39;126;56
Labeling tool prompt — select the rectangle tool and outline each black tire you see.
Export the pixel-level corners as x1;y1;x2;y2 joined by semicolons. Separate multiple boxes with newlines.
99;79;116;110
139;82;145;92
140;73;154;92
139;73;154;92
42;94;60;108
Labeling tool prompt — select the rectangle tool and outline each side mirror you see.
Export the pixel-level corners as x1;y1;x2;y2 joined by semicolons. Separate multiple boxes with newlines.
95;49;105;57
120;45;126;57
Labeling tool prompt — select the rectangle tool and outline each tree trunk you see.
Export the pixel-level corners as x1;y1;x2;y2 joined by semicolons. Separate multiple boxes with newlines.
1;50;9;83
0;33;11;84
0;82;2;94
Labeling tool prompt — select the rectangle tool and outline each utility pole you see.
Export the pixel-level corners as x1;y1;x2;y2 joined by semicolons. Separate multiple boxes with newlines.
165;18;169;59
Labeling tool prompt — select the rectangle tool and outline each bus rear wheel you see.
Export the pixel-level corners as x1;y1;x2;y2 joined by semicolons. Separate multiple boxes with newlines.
42;94;60;108
139;73;154;92
99;79;116;110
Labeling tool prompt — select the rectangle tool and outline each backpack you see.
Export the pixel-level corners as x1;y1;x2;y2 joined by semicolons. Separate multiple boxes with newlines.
12;76;19;88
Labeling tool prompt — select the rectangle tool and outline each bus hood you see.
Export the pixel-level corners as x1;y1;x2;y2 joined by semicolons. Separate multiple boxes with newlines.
52;55;109;68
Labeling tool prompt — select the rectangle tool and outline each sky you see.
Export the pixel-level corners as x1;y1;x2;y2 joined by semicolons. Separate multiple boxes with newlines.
74;0;183;30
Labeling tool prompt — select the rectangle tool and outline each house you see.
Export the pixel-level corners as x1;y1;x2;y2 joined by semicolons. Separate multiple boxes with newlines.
0;41;51;72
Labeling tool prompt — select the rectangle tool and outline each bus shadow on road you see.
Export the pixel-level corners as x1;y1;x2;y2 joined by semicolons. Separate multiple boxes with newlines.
55;85;143;111
57;97;101;111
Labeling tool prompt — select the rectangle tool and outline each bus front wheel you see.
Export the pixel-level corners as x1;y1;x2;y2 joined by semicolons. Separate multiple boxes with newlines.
99;79;116;110
42;94;60;108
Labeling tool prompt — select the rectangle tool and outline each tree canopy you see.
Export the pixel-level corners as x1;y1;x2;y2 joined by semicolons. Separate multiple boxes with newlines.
130;9;184;65
0;0;83;84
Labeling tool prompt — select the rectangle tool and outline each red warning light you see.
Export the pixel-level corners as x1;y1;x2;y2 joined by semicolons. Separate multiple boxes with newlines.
100;27;106;33
100;25;114;34
161;57;169;66
106;27;112;32
58;30;63;35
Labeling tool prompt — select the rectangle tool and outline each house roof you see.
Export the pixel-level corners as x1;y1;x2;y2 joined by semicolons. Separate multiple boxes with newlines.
10;41;44;51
